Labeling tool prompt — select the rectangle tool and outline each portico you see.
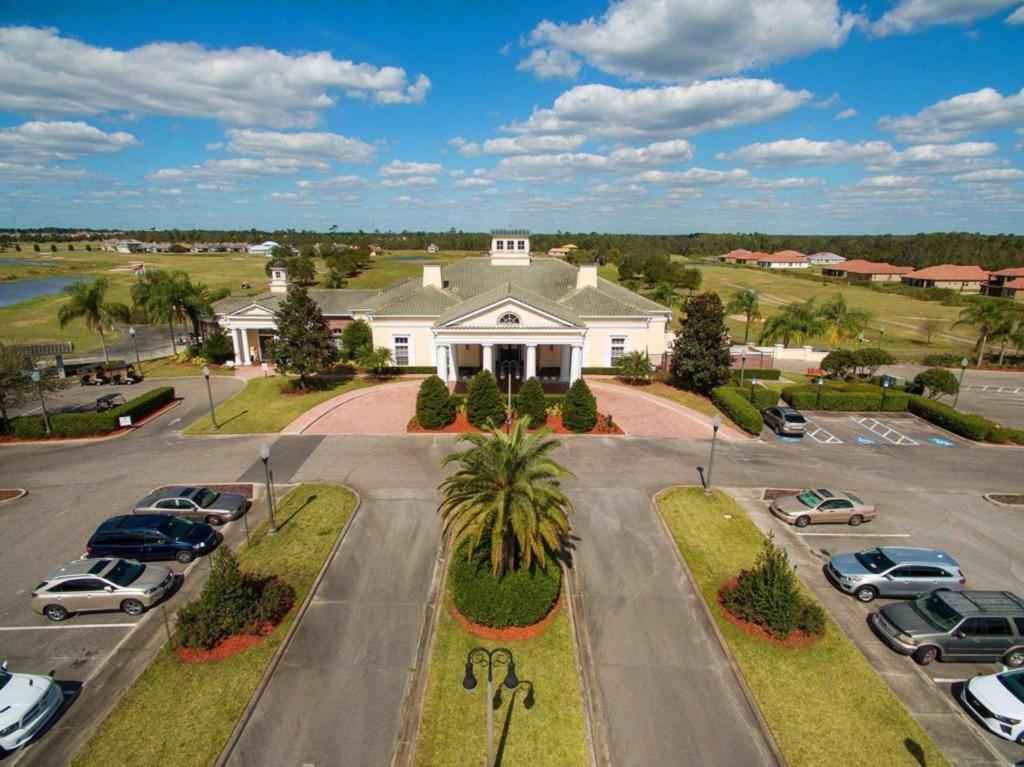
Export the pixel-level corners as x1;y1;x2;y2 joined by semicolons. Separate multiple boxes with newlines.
435;337;584;383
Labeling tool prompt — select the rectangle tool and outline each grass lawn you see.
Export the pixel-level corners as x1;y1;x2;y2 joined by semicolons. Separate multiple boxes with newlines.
414;592;589;767
185;374;371;435
142;356;235;378
347;250;474;289
656;487;949;767
70;483;358;767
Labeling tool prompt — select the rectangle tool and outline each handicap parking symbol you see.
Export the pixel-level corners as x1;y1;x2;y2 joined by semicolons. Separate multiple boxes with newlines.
776;434;802;443
854;436;877;445
927;436;956;447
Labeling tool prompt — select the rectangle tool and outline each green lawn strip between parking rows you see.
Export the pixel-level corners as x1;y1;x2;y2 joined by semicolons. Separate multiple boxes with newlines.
413;591;589;767
657;487;950;767
184;374;372;435
69;482;357;767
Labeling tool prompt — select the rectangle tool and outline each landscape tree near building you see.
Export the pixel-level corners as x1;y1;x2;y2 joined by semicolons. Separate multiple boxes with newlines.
466;370;506;428
438;418;575;577
562;378;598;432
913;368;959;400
267;285;337;390
724;289;761;344
340;319;372;359
0;344;34;433
289;253;317;285
919;317;942;345
671;292;732;394
57;277;131;366
515;376;547;425
614;349;654;384
416;375;455;429
356;346;393;378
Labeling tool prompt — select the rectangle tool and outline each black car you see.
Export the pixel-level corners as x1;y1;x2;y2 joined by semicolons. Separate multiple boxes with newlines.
86;515;222;564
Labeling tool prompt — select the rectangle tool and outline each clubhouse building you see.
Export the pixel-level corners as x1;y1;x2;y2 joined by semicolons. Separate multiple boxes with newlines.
212;230;673;384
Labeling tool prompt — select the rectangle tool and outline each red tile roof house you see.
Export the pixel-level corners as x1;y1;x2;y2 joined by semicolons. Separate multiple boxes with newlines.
900;264;991;293
757;250;810;269
718;249;763;265
983;268;1024;301
822;259;914;283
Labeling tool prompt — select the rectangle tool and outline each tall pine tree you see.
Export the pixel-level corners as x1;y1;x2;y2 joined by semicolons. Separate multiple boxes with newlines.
671;292;732;394
269;285;337;390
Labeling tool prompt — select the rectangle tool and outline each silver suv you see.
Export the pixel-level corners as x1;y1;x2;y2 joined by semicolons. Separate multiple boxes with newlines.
826;547;965;603
31;558;174;621
761;406;807;436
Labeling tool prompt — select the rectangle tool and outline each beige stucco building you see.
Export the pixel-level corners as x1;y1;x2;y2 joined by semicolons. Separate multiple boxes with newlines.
212;230;673;384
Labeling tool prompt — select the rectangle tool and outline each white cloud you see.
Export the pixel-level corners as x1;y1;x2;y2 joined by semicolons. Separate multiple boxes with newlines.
378;159;443;177
867;141;1002;173
0;120;138;160
482;134;587;154
379;175;438;188
454;177;493;188
522;0;857;83
835;108;857;120
224;129;376;164
504;79;812;141
0;159;95;183
296;174;370;190
147;157;309;184
493;152;612;184
716;138;893;166
0;26;430;128
1008;5;1024;23
869;0;1020;36
857;175;925;187
447;136;481;157
816;92;841;109
447;169;466;179
952;168;1024;182
205;141;224;151
606;139;695;166
633;167;751;185
878;87;1024;142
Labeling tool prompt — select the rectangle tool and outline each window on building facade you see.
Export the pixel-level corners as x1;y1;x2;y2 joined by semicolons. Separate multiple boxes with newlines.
610;336;626;364
332;328;344;350
517;240;525;250
394;336;410;366
506;240;514;250
497;312;521;326
495;240;504;250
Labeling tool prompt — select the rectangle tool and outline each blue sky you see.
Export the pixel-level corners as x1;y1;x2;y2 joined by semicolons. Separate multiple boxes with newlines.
0;0;1022;234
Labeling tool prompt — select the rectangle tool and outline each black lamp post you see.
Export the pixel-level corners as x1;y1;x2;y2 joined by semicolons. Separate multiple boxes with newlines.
704;414;722;496
881;376;891;409
953;356;969;410
259;443;278;535
815;376;824;408
738;352;748;387
30;370;51;436
128;326;143;374
748;375;758;403
202;365;219;430
463;647;518;767
499;360;521;430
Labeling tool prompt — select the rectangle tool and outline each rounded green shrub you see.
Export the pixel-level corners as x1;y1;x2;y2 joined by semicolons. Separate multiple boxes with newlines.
710;386;763;434
415;375;455;429
466;370;505;428
515;376;547;426
449;541;562;628
562;378;597;432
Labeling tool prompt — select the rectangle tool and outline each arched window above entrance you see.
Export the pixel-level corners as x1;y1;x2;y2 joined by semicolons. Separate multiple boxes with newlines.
497;312;521;326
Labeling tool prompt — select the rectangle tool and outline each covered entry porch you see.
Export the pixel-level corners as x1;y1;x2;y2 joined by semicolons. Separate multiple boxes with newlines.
434;335;584;385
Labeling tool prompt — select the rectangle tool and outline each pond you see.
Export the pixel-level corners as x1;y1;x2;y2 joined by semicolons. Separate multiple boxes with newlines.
0;276;84;308
0;257;48;266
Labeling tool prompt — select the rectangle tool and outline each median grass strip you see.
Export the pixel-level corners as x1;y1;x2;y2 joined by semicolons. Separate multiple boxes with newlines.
184;374;370;434
657;487;949;767
70;482;357;767
414;592;588;767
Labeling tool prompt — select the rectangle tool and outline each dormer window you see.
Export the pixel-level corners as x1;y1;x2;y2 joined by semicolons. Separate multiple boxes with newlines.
497;312;521;326
506;240;515;250
496;240;504;250
517;240;525;251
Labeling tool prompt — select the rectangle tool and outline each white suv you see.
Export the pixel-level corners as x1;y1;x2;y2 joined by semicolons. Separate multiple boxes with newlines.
0;662;63;753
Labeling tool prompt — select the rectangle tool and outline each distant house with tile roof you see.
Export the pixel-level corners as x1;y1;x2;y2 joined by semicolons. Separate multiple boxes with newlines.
983;267;1024;301
718;249;762;265
807;251;845;266
757;250;810;269
821;259;913;283
212;229;672;382
900;264;990;293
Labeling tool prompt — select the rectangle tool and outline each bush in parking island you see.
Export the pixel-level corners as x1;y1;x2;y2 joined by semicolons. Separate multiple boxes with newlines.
912;367;959;400
10;386;175;439
449;541;562;628
514;376;548;426
562;378;598;433
415;375;455;429
907;396;991;441
710;386;763;434
466;370;506;428
781;384;909;412
986;425;1024;446
730;384;779;410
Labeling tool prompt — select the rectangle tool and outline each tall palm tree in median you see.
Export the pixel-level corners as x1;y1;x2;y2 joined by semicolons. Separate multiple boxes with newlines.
758;298;827;348
58;278;130;366
953;298;1016;366
724;289;761;344
438;418;575;577
818;294;873;346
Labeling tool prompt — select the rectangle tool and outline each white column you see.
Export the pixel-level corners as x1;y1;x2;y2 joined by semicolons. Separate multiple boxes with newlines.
525;344;537;379
569;344;583;384
449;344;460;381
241;328;251;364
230;326;242;364
559;345;571;381
436;343;449;381
481;343;494;375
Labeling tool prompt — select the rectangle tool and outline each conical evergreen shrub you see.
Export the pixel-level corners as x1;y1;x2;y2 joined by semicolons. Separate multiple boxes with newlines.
562;378;597;433
515;376;547;427
416;375;455;429
466;370;506;428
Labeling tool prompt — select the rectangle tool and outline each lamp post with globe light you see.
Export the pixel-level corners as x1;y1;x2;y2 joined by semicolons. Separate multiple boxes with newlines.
704;415;722;496
953;356;969;410
202;365;218;430
128;326;143;374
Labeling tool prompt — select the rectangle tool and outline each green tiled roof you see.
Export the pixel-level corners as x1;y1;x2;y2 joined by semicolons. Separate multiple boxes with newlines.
436;282;583;327
560;286;648;316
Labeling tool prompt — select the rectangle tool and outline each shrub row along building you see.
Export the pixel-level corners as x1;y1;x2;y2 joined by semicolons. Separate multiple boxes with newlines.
212;230;673;382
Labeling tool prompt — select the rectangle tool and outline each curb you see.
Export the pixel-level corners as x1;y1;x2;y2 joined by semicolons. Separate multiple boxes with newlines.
215;487;363;767
982;493;1024;509
0;488;27;505
0;397;182;447
565;556;605;767
651;488;787;767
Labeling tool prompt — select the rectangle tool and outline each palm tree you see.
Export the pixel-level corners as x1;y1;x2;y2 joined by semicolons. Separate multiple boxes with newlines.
953;299;1016;366
818;294;873;346
131;270;182;355
651;282;680;307
438;418;575;577
57;278;130;365
994;305;1024;366
758;299;827;348
724;289;761;344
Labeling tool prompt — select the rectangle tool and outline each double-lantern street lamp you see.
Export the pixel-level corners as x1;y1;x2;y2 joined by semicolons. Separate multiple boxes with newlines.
704;414;722;496
498;360;521;428
463;647;519;767
259;443;278;535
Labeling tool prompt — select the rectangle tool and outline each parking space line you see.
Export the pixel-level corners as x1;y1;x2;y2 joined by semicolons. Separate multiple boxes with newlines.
804;418;843;444
931;678;964;684
795;532;912;537
0;623;137;631
852;416;919;445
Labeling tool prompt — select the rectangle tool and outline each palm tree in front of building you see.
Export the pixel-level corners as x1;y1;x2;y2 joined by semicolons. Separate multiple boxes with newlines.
724;289;761;344
438;418;575;577
953;298;1017;366
759;298;827;348
818;294;873;346
58;277;130;365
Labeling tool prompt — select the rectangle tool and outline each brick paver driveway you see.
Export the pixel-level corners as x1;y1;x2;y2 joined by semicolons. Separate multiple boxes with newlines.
590;381;746;440
284;380;420;435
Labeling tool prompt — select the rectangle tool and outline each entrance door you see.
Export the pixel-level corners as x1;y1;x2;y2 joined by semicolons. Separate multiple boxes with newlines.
498;344;522;366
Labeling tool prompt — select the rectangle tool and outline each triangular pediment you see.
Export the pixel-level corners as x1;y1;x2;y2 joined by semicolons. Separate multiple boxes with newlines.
231;303;277;318
441;297;577;328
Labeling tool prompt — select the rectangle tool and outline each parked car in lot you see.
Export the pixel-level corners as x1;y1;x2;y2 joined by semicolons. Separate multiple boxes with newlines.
132;486;247;526
961;667;1024;744
30;558;175;622
769;488;876;527
0;661;63;753
870;590;1024;666
826;547;965;603
86;515;221;564
761;406;807;436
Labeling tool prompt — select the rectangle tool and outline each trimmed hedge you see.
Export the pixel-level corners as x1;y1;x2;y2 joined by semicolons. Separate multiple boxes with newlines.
781;383;910;412
466;370;505;428
11;386;175;439
987;425;1024;446
449;541;562;628
563;378;597;433
415;376;455;429
730;368;781;382
514;377;547;425
711;386;763;434
731;384;780;410
908;396;991;441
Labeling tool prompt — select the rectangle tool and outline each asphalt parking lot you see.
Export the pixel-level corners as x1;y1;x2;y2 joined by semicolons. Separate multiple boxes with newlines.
732;487;1024;765
958;385;1024;430
765;411;965;450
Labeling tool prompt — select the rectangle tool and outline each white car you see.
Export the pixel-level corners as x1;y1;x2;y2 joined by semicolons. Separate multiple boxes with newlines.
961;667;1024;744
0;662;63;753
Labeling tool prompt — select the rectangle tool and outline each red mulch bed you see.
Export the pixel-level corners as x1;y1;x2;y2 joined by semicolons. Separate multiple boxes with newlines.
408;412;623;435
174;622;275;664
716;578;821;649
449;596;562;641
0;489;25;504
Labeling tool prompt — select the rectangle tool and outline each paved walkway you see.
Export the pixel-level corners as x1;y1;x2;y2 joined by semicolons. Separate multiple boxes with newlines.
283;380;420;435
589;381;746;440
